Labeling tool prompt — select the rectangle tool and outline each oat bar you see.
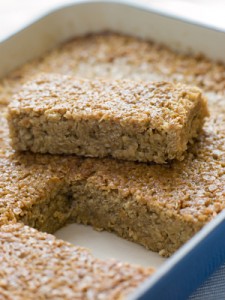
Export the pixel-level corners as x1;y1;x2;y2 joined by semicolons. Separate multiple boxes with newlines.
8;74;208;163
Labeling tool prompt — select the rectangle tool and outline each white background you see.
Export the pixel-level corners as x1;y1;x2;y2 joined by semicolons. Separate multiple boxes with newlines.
1;0;225;41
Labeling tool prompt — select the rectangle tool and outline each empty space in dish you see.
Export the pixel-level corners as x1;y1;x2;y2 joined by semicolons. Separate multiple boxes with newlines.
55;224;165;267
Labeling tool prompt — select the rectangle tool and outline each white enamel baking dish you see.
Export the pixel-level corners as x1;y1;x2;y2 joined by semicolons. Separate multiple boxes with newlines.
1;1;225;299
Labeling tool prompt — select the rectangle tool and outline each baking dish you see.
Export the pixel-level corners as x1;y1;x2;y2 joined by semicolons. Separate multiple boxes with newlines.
1;1;225;299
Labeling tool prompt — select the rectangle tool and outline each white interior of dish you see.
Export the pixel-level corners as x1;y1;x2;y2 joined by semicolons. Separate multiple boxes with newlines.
55;224;165;267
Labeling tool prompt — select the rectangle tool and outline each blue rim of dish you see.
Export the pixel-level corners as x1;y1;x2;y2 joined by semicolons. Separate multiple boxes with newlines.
130;209;225;299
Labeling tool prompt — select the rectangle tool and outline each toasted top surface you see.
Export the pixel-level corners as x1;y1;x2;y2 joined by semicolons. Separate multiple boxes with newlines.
0;223;153;299
0;33;225;225
10;74;207;131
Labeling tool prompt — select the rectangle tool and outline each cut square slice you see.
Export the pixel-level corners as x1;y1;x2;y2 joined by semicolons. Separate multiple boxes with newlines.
8;73;209;163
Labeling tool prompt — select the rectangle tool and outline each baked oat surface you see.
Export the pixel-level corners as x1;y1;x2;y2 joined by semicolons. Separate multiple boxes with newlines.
0;223;153;299
0;33;225;254
10;74;206;129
